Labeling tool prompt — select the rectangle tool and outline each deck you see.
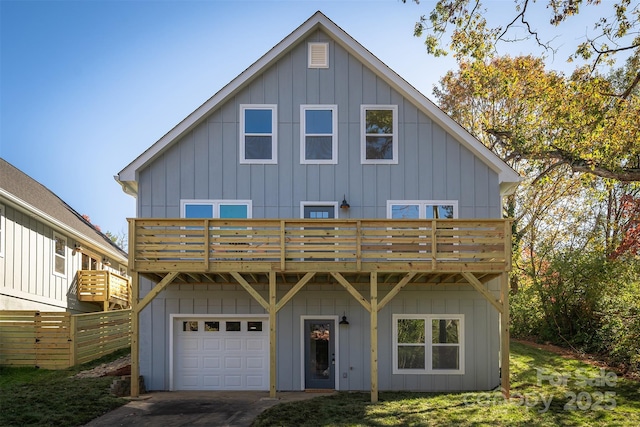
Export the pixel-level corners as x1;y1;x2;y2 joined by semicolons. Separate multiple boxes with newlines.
128;218;512;285
77;270;131;310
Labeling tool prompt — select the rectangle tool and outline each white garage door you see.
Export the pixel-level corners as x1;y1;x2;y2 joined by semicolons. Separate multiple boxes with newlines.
173;317;269;390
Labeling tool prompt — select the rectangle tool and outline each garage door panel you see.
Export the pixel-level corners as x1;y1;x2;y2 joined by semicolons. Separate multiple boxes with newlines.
181;337;200;350
224;356;242;369
174;317;268;391
203;376;221;387
181;357;200;369
246;356;264;369
203;338;221;350
246;338;264;351
224;338;242;351
224;375;242;387
203;357;221;369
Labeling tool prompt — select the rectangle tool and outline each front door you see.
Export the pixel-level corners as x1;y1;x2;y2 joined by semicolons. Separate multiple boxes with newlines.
304;319;335;389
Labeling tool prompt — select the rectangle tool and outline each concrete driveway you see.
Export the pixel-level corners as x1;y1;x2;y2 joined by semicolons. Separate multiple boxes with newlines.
83;391;333;427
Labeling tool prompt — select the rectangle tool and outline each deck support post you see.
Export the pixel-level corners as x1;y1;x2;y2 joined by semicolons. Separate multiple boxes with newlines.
269;271;277;398
130;272;140;397
370;272;378;403
500;272;510;398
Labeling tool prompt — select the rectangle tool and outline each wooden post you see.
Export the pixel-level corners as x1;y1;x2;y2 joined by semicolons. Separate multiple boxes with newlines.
370;272;378;403
131;272;140;397
70;314;78;366
500;272;510;398
269;271;277;398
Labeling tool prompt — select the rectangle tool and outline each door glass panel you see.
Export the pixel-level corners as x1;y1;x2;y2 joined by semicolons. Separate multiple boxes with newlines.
308;322;331;381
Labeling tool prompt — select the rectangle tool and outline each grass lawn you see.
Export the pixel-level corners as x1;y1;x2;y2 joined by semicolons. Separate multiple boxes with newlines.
0;348;130;427
253;341;640;426
1;342;638;426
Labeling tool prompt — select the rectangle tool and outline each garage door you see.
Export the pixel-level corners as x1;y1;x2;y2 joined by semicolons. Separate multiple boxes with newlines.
173;317;269;390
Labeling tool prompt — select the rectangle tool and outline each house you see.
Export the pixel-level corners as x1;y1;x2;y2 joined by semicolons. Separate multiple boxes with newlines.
0;158;130;313
116;12;521;402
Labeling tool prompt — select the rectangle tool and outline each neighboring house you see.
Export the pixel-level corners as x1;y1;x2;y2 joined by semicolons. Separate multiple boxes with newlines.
0;158;130;313
117;12;520;401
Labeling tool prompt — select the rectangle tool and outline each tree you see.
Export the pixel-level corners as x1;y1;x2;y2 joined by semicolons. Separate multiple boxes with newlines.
406;0;640;182
406;0;639;77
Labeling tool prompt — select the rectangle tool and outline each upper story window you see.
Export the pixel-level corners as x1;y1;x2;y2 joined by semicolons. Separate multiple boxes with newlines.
393;314;465;374
0;204;5;257
300;105;338;164
53;232;67;277
240;105;277;164
361;105;398;164
387;201;458;219
181;200;252;219
308;42;329;68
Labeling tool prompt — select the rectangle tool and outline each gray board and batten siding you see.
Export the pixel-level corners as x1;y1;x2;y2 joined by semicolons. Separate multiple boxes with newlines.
137;29;500;219
140;283;500;392
133;28;503;392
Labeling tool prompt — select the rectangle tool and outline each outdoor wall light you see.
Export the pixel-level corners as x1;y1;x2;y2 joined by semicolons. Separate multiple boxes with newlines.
102;257;111;266
339;313;349;325
73;243;84;254
340;195;350;209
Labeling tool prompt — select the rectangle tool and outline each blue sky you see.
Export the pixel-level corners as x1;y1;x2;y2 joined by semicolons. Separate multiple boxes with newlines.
0;0;607;239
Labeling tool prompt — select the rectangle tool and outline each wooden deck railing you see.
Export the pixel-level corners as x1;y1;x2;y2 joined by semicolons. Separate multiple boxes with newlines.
77;270;131;307
129;218;512;273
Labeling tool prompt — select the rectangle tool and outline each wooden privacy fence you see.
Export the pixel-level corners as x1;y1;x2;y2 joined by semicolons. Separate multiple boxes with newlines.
0;309;131;369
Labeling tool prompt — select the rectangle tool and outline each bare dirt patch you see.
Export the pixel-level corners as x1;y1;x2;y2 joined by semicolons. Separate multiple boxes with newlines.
74;354;131;379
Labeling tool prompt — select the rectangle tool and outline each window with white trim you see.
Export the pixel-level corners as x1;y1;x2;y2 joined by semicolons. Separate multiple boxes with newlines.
393;314;464;374
240;105;277;164
181;200;252;219
0;204;5;257
361;105;398;164
300;105;338;164
387;200;458;220
53;232;67;277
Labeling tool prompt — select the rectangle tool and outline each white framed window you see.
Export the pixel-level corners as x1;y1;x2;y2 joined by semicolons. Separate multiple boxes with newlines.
387;200;458;220
300;105;338;164
393;314;465;374
308;42;329;68
181;200;252;219
53;232;67;277
0;204;4;257
240;104;277;164
361;105;398;164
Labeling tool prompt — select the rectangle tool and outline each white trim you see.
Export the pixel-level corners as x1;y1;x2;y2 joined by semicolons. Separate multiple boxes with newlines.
299;201;339;219
308;42;329;68
169;313;269;391
0;203;5;257
387;200;459;219
52;231;67;278
239;104;278;164
361;105;398;164
300;315;340;390
180;199;253;218
392;313;465;375
117;12;520;193
0;189;127;262
300;105;338;164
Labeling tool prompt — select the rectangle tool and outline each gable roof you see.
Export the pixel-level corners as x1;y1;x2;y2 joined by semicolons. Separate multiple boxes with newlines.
0;158;127;260
117;11;521;196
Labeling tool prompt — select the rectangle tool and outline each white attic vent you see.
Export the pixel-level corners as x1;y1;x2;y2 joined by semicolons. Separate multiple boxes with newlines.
308;42;329;68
